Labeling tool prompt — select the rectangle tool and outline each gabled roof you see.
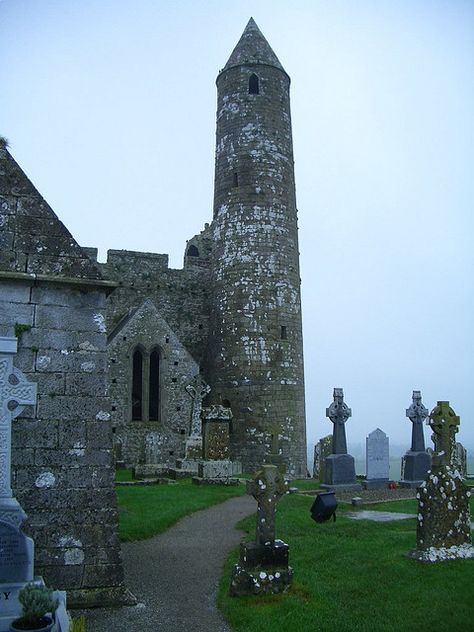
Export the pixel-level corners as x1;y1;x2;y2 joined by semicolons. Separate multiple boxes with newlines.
222;18;285;73
107;299;199;370
0;143;102;280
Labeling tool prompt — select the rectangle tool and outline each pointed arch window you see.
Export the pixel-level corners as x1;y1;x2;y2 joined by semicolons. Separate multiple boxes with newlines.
249;73;259;95
132;348;144;420
131;346;162;422
149;348;161;421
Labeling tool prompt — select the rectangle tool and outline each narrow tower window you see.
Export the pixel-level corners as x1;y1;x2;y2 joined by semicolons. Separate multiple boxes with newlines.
149;348;160;420
249;73;259;95
233;172;239;187
187;244;199;257
132;348;143;420
280;326;287;340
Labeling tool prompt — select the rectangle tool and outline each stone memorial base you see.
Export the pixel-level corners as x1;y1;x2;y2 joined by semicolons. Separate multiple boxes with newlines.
323;453;360;491
184;437;203;460
409;464;473;563
133;464;169;479
192;460;239;486
362;478;389;490
400;451;431;488
399;479;424;489
192;476;239;486
168;459;199;479
229;540;293;596
320;482;362;492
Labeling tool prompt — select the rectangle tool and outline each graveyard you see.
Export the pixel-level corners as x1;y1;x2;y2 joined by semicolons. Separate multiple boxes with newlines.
1;6;473;632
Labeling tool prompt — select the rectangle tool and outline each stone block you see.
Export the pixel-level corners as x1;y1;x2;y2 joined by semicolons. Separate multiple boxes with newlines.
31;286;105;309
324;453;357;486
0;283;31;304
400;451;431;486
198;460;233;479
0;302;34;327
35;305;105;333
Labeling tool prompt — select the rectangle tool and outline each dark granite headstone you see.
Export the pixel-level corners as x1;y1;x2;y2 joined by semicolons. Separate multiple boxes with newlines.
321;389;361;492
400;391;431;488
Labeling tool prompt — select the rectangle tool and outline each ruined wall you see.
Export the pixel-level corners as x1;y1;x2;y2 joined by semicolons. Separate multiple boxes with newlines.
107;300;200;467
95;222;213;366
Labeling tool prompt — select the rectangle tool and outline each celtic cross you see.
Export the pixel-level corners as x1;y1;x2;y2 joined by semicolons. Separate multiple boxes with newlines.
326;388;351;454
429;401;460;466
185;375;210;436
0;338;37;500
406;390;428;452
247;464;287;545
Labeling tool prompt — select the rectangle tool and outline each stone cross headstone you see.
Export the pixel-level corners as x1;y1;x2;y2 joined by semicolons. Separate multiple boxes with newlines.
0;337;38;631
181;376;210;463
400;391;431;488
326;388;351;454
364;428;389;489
321;389;360;492
247;465;287;545
429;400;459;467
229;465;293;595
185;375;210;437
409;401;474;562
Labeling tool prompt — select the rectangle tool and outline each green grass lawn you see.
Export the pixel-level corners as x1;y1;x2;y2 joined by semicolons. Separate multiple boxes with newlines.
218;493;474;632
116;479;245;541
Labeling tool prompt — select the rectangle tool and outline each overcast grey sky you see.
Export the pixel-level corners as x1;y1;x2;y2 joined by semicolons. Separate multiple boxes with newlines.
1;0;473;452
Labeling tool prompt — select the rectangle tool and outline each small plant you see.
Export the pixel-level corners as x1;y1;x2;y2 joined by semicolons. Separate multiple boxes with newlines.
14;323;32;341
12;584;59;631
71;616;86;632
0;135;9;149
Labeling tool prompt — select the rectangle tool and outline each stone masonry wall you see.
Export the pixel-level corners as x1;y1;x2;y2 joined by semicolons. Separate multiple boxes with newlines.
108;300;200;467
0;278;127;607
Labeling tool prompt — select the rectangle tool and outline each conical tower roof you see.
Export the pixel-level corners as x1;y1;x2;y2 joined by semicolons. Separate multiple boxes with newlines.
222;18;285;73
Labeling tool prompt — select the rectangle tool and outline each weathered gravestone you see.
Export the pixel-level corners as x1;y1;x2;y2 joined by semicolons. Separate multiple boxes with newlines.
364;428;389;489
312;435;332;480
454;442;468;478
400;391;431;488
0;338;36;629
321;389;361;492
409;401;474;562
230;465;292;595
193;405;241;485
168;376;210;479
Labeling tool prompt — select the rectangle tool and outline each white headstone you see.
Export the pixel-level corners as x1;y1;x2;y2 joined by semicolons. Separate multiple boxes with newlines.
366;428;389;481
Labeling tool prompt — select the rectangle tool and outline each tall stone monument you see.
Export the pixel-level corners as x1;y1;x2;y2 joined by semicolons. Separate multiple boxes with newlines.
192;405;240;485
0;337;38;630
400;391;431;488
321;389;361;492
364;428;390;489
230;465;292;595
409;401;474;562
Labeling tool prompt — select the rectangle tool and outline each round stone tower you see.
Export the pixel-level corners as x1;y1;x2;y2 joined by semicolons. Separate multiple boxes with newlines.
208;19;307;477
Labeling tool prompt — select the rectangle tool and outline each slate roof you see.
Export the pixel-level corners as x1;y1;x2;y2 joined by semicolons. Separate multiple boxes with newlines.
222;17;285;73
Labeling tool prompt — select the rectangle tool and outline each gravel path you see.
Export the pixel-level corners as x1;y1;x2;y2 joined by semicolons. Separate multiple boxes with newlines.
79;494;256;632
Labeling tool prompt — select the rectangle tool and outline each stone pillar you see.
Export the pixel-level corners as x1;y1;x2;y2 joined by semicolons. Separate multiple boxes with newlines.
400;391;431;488
321;389;361;492
230;465;292;595
409;401;474;562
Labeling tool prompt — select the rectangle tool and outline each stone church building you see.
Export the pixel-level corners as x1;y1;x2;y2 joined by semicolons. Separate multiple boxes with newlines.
0;19;306;605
